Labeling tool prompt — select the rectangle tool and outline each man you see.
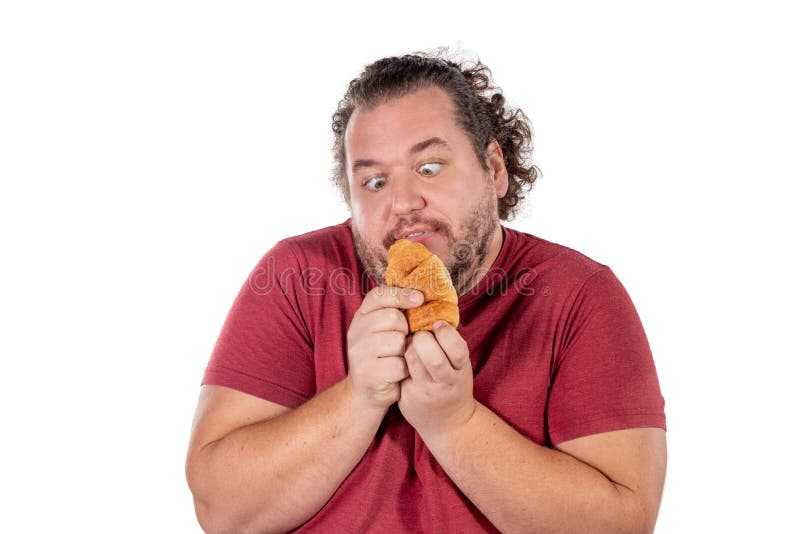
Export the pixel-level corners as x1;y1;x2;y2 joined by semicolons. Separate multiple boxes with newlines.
186;51;667;533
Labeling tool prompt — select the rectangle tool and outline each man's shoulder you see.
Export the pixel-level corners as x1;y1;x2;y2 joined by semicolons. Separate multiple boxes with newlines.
279;220;352;247
502;226;610;284
273;219;356;268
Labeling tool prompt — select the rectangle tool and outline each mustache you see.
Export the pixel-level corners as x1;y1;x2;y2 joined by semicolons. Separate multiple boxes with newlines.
381;217;452;249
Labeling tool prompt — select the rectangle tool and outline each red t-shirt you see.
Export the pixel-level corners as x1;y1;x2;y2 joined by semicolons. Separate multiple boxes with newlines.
202;219;666;532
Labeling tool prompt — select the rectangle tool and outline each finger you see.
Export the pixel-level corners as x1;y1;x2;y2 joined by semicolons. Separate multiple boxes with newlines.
377;355;409;383
410;330;452;383
359;285;423;315
362;308;409;335
432;321;471;370
404;342;433;383
361;331;406;358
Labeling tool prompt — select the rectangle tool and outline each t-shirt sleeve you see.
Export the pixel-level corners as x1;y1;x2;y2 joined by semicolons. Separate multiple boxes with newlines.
547;267;666;445
201;240;315;408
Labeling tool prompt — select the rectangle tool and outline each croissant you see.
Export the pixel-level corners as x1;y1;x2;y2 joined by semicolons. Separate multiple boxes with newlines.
386;239;459;332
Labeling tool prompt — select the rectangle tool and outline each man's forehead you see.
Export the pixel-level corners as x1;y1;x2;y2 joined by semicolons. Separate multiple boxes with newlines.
344;88;459;165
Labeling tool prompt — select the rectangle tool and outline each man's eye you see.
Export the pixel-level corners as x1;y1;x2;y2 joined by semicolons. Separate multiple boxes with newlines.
364;176;387;191
418;162;442;176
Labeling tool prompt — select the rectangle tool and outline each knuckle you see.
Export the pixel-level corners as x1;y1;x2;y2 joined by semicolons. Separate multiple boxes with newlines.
391;331;406;352
390;309;408;329
397;358;409;375
451;345;467;360
361;288;382;309
357;296;372;313
449;351;465;367
389;358;405;379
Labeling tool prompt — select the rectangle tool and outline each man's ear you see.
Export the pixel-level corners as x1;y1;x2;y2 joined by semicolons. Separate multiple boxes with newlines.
486;139;509;198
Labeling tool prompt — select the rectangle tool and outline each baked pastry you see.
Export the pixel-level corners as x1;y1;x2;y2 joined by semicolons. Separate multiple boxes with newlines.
386;239;459;332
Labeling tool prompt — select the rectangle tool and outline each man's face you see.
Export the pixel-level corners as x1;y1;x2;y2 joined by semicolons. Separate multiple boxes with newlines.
344;86;508;295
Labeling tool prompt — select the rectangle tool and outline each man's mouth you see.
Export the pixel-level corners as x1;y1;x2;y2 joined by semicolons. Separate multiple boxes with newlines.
384;221;448;250
394;226;432;240
399;231;436;245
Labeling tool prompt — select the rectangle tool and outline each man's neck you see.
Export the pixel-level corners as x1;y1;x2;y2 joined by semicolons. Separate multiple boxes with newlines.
458;224;505;296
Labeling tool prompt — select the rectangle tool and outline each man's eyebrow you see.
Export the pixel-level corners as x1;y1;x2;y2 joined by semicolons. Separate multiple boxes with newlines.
409;136;451;155
351;158;379;174
351;137;451;173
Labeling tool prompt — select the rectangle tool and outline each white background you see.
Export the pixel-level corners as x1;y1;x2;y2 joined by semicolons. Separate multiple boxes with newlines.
1;1;798;532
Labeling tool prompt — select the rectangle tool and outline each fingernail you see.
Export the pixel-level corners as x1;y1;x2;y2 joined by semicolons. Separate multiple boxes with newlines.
433;320;445;329
409;291;423;304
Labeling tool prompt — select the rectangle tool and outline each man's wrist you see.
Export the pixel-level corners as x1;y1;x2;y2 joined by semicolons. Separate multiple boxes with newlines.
339;375;392;421
416;398;479;452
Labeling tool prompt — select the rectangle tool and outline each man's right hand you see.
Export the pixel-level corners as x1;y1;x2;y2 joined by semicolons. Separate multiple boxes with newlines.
345;285;423;410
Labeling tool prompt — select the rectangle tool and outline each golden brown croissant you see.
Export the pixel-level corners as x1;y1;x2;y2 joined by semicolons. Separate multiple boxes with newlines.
386;239;459;332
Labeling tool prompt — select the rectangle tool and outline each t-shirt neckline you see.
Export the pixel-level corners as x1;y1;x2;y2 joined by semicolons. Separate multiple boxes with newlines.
457;225;512;308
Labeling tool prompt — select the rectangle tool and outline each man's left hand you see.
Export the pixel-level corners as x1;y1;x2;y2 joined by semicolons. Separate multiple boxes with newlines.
398;321;476;439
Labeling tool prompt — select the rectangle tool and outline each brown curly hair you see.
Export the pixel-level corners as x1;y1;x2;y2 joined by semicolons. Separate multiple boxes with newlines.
331;48;541;221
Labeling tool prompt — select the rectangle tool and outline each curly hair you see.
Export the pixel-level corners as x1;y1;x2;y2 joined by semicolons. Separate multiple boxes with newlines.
330;48;541;221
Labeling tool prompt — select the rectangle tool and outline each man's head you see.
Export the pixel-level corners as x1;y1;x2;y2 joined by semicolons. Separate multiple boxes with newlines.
331;50;540;294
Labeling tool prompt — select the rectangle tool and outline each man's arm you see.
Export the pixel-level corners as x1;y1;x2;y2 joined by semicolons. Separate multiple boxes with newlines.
424;405;666;534
185;381;386;534
186;286;422;533
400;322;667;534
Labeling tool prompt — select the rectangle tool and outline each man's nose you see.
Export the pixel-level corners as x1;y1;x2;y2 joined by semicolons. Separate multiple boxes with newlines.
391;175;426;215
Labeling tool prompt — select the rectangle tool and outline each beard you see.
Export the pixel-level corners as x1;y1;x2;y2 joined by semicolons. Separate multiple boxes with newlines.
351;178;499;297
